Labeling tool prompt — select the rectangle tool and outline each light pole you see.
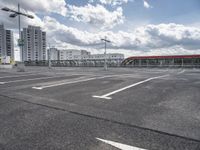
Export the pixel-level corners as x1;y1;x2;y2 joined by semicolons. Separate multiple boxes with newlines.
2;3;34;70
48;43;52;69
101;36;111;71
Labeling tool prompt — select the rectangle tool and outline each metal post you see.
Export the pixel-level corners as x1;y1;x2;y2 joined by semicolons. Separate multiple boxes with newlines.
18;3;22;62
101;36;110;71
104;39;107;70
17;3;25;72
48;44;51;69
181;58;184;68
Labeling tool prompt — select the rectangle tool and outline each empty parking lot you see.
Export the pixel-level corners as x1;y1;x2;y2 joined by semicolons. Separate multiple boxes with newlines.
0;67;200;150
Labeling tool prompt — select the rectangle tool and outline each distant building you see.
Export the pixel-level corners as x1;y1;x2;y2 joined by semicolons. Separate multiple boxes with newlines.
87;53;124;61
21;25;46;61
0;24;14;62
48;48;59;60
57;49;124;61
81;50;91;58
59;49;83;60
46;48;124;67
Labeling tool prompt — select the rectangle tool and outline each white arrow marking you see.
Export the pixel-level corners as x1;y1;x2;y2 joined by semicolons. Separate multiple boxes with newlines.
96;138;147;150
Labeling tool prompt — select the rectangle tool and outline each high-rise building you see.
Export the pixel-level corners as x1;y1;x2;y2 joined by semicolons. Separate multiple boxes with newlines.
0;24;14;61
21;25;46;61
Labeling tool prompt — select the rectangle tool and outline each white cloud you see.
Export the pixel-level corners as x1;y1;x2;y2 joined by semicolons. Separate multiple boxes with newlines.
143;23;200;49
99;0;128;6
67;4;124;29
143;0;152;9
2;8;200;58
0;0;67;16
41;17;200;56
2;0;199;59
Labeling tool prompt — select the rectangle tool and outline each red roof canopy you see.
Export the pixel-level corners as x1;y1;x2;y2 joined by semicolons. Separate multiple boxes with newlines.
127;55;200;60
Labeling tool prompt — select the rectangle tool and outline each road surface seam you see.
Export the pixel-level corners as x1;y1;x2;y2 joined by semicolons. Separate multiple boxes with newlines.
0;93;199;144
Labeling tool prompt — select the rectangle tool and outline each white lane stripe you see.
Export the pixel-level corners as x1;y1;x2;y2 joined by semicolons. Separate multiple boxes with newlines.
177;70;185;74
0;73;40;79
31;74;140;90
32;77;97;90
0;76;67;84
96;138;147;150
93;74;169;100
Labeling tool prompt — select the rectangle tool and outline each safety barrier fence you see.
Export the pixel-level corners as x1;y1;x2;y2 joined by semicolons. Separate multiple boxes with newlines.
23;60;200;68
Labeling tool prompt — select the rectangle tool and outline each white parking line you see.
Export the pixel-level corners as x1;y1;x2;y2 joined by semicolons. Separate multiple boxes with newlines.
0;76;67;84
96;138;147;150
0;73;40;79
93;74;169;100
177;69;185;74
32;77;97;90
31;74;136;90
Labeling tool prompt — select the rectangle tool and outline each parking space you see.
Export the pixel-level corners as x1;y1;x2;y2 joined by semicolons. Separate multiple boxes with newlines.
11;72;166;105
0;95;199;150
0;67;200;149
0;74;49;82
0;71;87;91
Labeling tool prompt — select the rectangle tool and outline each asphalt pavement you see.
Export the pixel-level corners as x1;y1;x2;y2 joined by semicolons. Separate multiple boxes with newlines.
0;67;200;150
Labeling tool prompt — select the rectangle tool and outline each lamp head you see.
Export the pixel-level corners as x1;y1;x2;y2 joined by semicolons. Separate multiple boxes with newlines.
1;7;10;11
9;13;17;18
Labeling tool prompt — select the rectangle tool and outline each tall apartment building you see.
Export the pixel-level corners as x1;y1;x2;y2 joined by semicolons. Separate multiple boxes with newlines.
21;26;46;61
0;24;14;61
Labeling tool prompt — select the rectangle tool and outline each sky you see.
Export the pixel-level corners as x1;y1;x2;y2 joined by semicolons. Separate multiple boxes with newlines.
0;0;200;60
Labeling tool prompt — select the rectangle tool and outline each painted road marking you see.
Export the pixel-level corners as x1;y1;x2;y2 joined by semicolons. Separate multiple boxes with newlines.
31;74;138;90
93;74;169;100
32;77;100;90
0;75;71;84
177;69;185;74
0;73;41;79
96;138;147;150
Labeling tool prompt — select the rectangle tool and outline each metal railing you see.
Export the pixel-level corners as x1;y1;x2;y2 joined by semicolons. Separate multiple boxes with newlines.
24;60;200;68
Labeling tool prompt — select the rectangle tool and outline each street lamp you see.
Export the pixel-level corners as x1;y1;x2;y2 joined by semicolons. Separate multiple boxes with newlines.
2;3;34;70
101;36;111;71
48;43;52;69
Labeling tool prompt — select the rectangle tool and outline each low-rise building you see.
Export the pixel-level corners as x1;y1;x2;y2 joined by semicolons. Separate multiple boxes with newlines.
48;48;59;60
59;49;82;60
47;48;124;67
56;49;124;61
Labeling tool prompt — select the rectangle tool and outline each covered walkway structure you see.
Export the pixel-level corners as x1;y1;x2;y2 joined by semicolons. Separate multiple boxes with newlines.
122;55;200;68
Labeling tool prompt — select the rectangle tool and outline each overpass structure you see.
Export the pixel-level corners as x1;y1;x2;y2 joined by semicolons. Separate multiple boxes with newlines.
122;55;200;68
